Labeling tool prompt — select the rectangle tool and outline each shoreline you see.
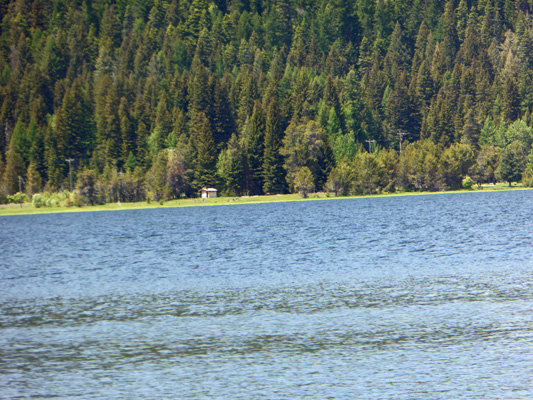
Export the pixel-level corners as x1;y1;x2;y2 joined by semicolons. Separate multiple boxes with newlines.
0;184;530;217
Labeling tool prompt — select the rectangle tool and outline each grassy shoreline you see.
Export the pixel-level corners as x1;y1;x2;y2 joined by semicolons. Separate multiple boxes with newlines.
0;183;530;216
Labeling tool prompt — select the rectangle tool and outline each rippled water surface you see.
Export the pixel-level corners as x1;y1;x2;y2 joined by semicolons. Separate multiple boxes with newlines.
1;191;533;399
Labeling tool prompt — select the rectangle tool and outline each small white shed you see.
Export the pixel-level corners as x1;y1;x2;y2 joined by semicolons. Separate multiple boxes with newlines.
199;187;218;199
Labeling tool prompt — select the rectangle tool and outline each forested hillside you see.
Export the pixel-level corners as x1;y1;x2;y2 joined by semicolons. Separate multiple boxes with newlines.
2;0;533;205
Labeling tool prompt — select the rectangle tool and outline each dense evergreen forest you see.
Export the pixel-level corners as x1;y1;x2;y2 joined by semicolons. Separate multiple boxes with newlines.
2;0;533;205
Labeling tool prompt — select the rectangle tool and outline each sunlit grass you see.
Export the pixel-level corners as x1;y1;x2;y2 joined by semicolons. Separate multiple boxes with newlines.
0;183;530;216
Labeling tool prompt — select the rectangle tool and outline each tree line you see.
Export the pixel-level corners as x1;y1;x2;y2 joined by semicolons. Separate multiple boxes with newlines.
2;0;533;205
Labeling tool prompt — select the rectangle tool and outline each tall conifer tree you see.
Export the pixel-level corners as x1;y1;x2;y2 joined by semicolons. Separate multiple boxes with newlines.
192;112;217;189
263;99;286;194
245;100;265;195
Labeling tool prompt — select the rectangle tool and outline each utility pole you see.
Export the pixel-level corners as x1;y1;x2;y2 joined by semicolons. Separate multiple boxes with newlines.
397;131;408;155
366;139;376;153
65;158;75;192
18;176;24;208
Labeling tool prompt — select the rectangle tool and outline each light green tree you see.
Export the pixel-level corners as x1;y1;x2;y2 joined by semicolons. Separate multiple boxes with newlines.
281;120;329;193
326;160;353;196
396;140;441;191
352;152;380;195
471;145;500;186
295;166;315;198
146;150;170;201
439;143;475;190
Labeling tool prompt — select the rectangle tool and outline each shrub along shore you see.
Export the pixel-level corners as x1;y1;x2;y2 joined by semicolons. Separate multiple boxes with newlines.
0;184;529;217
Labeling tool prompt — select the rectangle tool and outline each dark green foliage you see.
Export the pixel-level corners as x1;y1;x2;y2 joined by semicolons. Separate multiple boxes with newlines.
396;140;441;192
3;138;24;194
192;111;217;189
326;160;352;196
3;0;533;202
76;168;98;205
472;145;500;185
146;150;170;200
497;140;527;186
211;76;235;149
501;76;522;123
439;143;475;190
281;120;330;192
262;99;286;194
166;148;189;198
218;132;245;196
244;100;265;194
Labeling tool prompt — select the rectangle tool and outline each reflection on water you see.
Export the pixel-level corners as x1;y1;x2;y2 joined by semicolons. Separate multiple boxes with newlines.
1;191;533;399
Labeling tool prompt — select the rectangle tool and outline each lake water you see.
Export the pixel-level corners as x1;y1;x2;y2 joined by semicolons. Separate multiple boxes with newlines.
1;191;533;399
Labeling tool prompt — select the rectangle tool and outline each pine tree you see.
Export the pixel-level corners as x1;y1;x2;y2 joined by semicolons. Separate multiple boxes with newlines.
188;63;212;117
195;28;214;68
317;2;342;51
386;70;413;136
148;0;166;30
103;84;122;164
220;133;245;196
9;121;30;170
26;160;42;195
211;77;235;150
135;121;149;167
192;112;217;189
3;138;24;194
502;76;521;122
289;68;310;123
288;18;310;67
237;71;257;128
357;36;373;78
414;59;434;121
456;0;469;42
461;109;481;147
497;140;526;186
440;0;458;71
100;4;122;49
61;79;96;165
383;21;410;79
28;119;46;185
120;97;134;162
356;0;375;38
155;96;173;143
411;21;430;78
133;94;151;166
186;0;209;41
457;11;481;66
47;108;69;189
245;100;265;195
265;0;293;48
262;99;286;194
327;107;343;155
146;150;170;201
343;70;365;143
325;40;348;77
125;151;138;172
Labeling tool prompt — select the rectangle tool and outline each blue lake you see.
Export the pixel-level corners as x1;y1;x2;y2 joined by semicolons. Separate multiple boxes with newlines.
1;191;533;399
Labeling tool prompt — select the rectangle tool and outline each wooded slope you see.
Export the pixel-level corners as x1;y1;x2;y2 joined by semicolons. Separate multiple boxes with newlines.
2;0;533;204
